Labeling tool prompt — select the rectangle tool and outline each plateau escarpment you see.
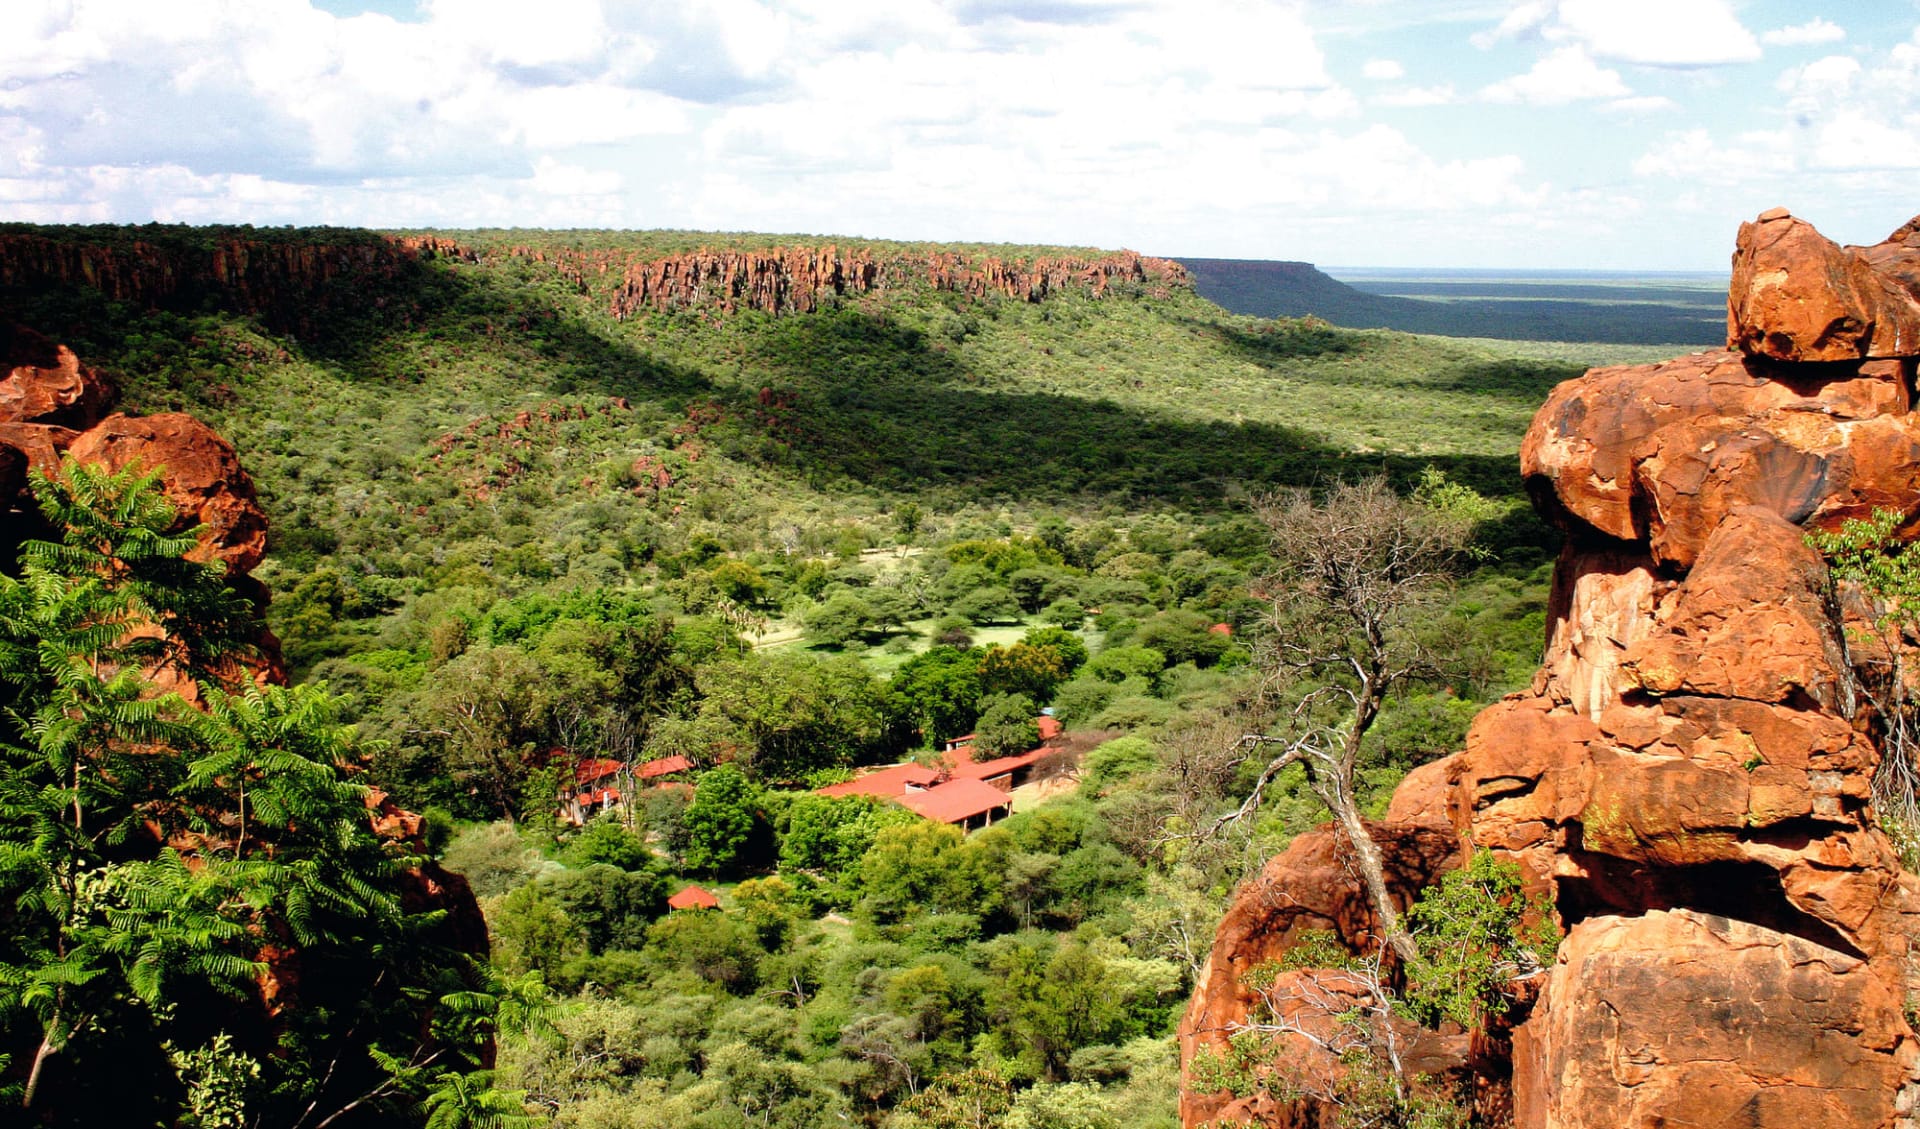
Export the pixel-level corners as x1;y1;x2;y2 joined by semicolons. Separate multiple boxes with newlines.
1181;209;1920;1128
402;235;1189;316
0;226;1187;334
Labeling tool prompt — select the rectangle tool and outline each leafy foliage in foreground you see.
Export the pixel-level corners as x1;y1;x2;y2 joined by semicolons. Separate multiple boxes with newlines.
0;461;514;1127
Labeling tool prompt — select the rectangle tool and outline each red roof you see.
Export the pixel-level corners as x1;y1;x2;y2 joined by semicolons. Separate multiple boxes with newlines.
949;748;1045;783
899;778;1013;824
1209;623;1233;636
817;763;940;799
668;884;720;910
574;757;624;786
639;754;694;779
949;714;1060;750
576;787;621;806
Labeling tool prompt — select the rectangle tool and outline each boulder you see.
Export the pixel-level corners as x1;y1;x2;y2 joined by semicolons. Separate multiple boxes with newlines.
66;412;270;573
1513;909;1911;1129
0;323;115;428
1521;346;1920;569
1621;507;1844;707
1729;208;1920;362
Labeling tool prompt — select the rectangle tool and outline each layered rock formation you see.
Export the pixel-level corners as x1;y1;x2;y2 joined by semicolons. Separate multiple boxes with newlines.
1182;209;1920;1128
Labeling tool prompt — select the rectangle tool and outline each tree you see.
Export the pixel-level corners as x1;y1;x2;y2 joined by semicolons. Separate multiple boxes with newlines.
675;654;887;781
1222;477;1475;962
684;765;763;873
0;459;514;1126
889;1067;1013;1129
888;646;983;747
971;693;1039;759
804;592;876;648
415;644;547;821
976;644;1067;704
1809;508;1920;855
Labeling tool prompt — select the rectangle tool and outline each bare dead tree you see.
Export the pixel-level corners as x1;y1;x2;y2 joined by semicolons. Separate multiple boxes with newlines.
1209;477;1474;963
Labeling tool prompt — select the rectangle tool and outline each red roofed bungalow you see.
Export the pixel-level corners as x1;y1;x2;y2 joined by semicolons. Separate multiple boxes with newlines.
639;754;694;781
816;762;940;800
899;778;1012;831
949;748;1047;793
668;884;720;911
562;756;628;826
574;757;624;787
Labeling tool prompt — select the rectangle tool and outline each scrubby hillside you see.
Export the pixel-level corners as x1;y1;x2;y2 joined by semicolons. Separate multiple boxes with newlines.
0;223;1622;1128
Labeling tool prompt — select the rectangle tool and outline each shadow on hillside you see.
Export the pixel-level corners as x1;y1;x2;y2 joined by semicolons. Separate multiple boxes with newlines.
1415;357;1586;403
289;258;717;402
1174;314;1376;362
733;309;1525;503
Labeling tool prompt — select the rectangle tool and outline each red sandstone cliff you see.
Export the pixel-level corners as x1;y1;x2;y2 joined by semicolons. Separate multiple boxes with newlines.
0;228;1186;330
1181;210;1920;1128
398;234;1190;317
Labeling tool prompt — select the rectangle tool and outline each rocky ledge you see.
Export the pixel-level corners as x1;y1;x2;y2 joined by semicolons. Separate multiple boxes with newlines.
1181;210;1920;1128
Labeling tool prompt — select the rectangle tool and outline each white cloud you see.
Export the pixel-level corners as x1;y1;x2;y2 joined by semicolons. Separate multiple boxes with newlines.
1482;46;1629;104
1362;58;1404;80
1477;0;1759;67
1632;127;1793;183
1807;112;1920;171
1472;1;1552;50
1763;19;1845;48
1604;95;1677;114
1778;55;1863;106
1376;84;1455;108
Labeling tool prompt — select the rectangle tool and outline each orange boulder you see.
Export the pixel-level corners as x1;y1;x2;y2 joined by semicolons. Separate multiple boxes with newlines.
66;412;270;573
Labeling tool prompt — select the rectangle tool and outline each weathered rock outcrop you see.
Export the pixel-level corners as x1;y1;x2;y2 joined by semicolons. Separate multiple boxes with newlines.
0;325;272;588
1729;208;1920;361
401;234;1191;317
1183;209;1920;1128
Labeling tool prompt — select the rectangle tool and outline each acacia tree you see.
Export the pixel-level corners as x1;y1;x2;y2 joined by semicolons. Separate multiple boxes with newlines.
1221;475;1475;962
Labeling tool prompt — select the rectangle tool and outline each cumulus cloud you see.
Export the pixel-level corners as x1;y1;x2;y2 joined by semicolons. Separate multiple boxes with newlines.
1476;0;1760;67
1376;84;1456;108
0;0;1570;259
1763;19;1845;48
1481;46;1629;105
1604;95;1678;114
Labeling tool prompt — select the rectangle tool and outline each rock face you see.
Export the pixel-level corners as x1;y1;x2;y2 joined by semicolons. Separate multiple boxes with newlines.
1;229;1188;334
0;325;272;588
1179;822;1467;1128
1729;208;1920;361
1182;208;1920;1129
401;235;1191;318
66;412;271;573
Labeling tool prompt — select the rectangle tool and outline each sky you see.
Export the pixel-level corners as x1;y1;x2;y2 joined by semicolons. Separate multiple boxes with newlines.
3;1;1919;269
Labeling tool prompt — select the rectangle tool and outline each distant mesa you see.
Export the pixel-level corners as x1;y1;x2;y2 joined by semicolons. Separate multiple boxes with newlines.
1177;255;1726;346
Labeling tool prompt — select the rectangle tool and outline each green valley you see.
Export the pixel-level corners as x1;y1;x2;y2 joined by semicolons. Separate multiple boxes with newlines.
1;225;1623;1128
